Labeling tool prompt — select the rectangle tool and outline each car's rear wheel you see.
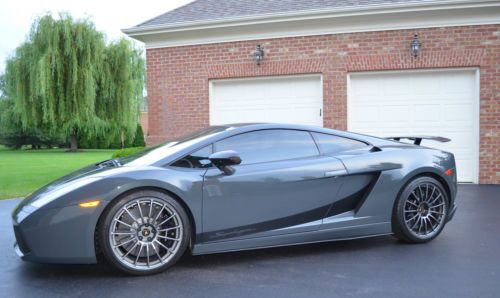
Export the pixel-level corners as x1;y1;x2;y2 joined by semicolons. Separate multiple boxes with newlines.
98;190;190;275
392;176;449;243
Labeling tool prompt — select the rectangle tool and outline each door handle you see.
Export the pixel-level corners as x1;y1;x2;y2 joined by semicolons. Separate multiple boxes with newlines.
324;169;347;178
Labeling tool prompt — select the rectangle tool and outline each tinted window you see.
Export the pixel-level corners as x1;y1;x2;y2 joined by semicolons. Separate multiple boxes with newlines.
312;132;367;154
171;145;213;169
215;130;318;165
120;126;230;166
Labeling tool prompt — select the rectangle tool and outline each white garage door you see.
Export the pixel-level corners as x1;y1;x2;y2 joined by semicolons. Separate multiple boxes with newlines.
210;75;323;127
348;69;479;183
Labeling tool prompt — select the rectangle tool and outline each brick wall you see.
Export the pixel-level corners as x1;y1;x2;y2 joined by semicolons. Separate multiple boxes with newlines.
146;25;500;184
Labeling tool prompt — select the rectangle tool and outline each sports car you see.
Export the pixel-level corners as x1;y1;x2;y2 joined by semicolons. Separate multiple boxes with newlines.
12;123;457;275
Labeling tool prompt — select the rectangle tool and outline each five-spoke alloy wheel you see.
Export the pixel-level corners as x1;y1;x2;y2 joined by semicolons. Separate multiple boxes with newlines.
99;190;190;275
392;176;449;243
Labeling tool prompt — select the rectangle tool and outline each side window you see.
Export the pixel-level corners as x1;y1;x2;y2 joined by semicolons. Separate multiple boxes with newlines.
311;132;367;155
214;130;318;165
171;145;213;169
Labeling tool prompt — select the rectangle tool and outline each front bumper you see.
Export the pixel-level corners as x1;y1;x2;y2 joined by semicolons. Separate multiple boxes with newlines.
12;202;107;264
13;223;31;258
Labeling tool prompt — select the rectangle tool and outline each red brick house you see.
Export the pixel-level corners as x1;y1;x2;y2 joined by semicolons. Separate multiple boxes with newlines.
123;0;500;184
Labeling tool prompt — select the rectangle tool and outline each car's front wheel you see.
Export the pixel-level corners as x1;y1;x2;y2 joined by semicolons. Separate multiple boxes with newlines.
98;190;190;275
392;176;449;243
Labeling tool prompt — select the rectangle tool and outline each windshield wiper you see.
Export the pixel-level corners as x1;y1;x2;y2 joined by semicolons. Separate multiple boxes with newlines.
96;158;121;168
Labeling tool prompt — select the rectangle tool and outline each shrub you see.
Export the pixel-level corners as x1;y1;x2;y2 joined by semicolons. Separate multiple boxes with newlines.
108;132;123;150
112;147;144;158
132;124;146;147
0;98;65;149
78;129;129;149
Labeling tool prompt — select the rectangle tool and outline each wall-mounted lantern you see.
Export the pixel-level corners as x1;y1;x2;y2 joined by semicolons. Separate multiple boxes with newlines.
254;45;264;66
410;34;422;58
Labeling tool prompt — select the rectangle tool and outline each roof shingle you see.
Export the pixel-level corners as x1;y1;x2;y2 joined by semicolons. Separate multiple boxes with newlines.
136;0;440;28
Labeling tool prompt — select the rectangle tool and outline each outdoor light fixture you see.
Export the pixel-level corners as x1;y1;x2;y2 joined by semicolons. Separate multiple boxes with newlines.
254;45;264;66
410;34;422;58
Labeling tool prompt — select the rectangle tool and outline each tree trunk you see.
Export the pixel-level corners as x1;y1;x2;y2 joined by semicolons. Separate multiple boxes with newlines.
120;129;125;149
69;133;78;152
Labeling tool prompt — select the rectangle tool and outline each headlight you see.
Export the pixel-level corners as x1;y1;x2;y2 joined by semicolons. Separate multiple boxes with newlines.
30;177;102;209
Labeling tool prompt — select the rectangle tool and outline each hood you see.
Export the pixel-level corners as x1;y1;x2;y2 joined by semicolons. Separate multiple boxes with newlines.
16;161;119;211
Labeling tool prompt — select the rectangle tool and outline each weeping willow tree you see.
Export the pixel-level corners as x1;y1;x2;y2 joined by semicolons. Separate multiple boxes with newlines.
97;39;145;148
4;14;145;151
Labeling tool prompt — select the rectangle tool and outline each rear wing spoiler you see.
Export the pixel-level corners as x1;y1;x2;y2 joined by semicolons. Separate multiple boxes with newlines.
386;136;451;145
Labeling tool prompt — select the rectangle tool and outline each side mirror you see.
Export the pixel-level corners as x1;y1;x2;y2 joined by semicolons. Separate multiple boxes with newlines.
208;150;242;175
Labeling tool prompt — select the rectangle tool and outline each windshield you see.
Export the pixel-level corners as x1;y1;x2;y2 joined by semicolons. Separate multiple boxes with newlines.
119;126;232;166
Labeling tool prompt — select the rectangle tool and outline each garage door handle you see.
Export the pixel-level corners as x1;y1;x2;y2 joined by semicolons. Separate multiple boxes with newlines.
324;169;347;178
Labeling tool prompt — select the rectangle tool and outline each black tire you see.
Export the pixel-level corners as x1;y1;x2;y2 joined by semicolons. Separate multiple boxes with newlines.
392;176;449;243
98;190;191;275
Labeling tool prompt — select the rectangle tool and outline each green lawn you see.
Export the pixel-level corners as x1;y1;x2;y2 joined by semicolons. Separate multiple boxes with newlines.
0;148;114;199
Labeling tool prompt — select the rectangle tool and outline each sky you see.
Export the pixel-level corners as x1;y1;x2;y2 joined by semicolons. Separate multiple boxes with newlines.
0;0;194;74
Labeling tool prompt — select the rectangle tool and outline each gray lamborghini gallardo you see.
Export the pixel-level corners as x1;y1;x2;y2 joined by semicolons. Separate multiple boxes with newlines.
12;123;457;275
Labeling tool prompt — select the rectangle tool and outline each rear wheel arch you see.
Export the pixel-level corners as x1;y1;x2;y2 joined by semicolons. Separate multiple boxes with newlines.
400;171;452;206
94;186;197;258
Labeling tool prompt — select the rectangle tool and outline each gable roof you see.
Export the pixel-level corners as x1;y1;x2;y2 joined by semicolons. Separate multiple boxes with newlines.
136;0;433;28
122;0;500;48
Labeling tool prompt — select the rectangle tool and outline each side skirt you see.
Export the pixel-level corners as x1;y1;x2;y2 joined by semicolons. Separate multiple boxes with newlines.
192;222;391;256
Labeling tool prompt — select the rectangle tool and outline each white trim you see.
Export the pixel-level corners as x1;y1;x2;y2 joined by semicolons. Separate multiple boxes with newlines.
473;68;481;184
122;0;500;49
209;73;322;84
347;67;480;183
347;67;480;76
320;75;324;127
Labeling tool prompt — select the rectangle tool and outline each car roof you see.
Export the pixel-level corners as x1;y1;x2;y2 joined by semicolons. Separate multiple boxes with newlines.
218;122;333;132
207;123;395;146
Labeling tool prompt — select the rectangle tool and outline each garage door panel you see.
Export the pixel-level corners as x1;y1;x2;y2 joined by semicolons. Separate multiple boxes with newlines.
442;74;475;93
411;78;440;94
348;69;478;183
444;104;473;121
349;105;380;122
210;75;323;127
379;105;410;122
350;78;381;96
213;108;320;126
382;77;412;95
456;159;473;182
413;105;441;121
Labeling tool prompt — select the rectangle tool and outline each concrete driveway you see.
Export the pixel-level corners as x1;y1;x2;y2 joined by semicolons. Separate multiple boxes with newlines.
1;185;499;298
